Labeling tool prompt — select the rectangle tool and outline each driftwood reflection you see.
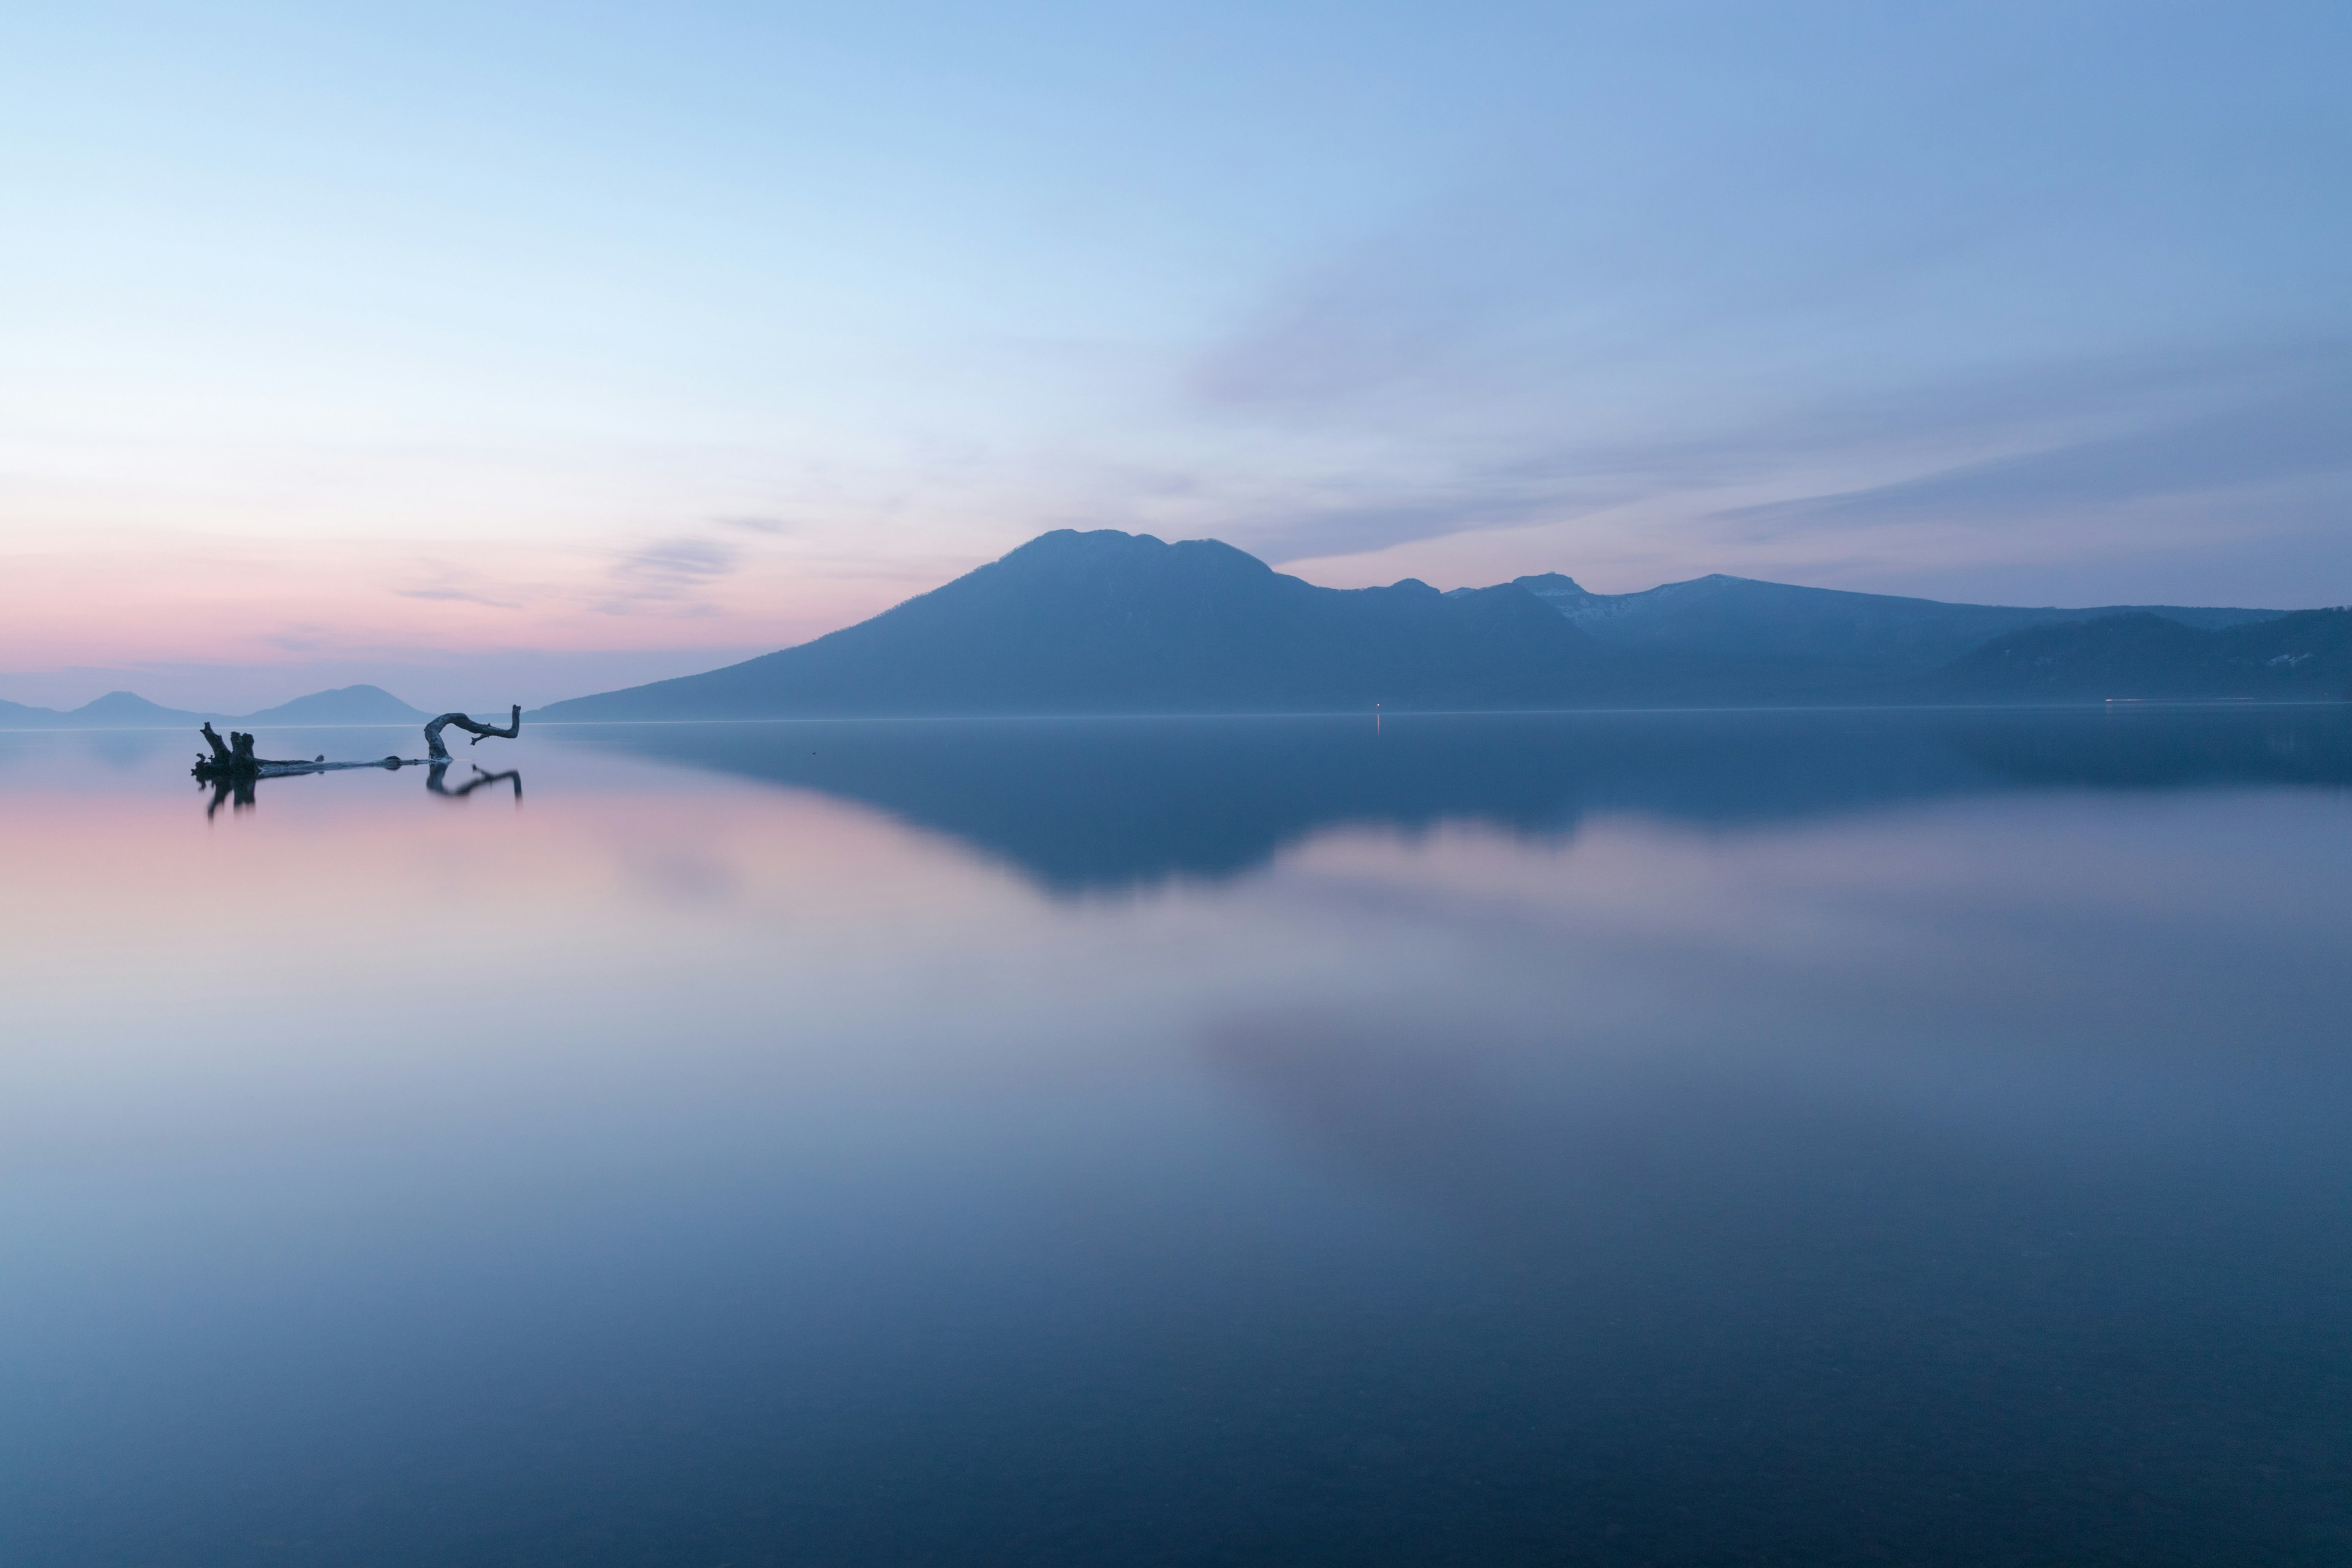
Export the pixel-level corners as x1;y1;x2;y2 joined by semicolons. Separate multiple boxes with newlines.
426;763;522;800
195;707;522;816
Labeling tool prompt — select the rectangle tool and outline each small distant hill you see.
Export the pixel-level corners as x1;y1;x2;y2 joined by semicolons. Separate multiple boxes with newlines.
239;685;429;725
0;684;433;729
56;691;213;728
1927;609;2352;702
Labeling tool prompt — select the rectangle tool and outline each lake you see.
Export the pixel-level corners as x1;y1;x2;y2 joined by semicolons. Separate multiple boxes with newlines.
3;707;2350;1566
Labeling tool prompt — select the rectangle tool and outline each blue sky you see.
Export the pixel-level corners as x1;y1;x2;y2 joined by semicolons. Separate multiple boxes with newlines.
2;1;2345;708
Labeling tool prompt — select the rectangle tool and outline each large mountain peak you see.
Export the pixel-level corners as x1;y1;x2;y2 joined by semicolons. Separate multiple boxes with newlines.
540;530;1599;720
529;529;2302;721
987;528;1276;584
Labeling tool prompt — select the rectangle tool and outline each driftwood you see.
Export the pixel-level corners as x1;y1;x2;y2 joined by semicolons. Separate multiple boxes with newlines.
425;705;522;761
194;707;522;814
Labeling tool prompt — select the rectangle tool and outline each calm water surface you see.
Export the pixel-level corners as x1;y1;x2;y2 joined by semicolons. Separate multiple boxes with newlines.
3;709;2350;1566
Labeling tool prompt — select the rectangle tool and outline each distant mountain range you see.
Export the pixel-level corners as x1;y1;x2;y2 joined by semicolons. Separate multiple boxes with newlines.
0;684;429;730
537;529;2343;720
1508;571;2278;676
12;537;2344;726
545;530;1609;720
1928;609;2352;703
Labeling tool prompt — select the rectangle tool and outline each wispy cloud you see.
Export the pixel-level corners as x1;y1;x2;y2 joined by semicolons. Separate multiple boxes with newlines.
396;584;523;607
1163;92;2352;578
393;561;526;609
619;536;744;585
1714;359;2352;540
595;532;751;615
1212;480;1629;566
1175;317;2352;572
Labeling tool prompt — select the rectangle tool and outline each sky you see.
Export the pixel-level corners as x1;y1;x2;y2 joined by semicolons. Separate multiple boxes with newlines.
3;0;2346;710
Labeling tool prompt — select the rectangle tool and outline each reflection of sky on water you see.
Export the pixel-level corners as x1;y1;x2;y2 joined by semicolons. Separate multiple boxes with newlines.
2;713;2350;1564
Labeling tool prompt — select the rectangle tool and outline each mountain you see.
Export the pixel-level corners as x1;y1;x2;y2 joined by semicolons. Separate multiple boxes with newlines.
537;530;2328;719
1515;571;2283;683
9;535;2324;726
57;692;212;728
538;529;1619;720
1927;609;2352;702
540;529;2321;719
238;685;429;725
0;685;433;729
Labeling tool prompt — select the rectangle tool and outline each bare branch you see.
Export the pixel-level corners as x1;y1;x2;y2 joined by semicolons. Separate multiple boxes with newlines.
424;705;522;761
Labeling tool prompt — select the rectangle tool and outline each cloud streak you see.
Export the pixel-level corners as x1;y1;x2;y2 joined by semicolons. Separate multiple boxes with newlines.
1718;377;2352;540
397;585;523;608
1180;311;2352;578
594;532;755;616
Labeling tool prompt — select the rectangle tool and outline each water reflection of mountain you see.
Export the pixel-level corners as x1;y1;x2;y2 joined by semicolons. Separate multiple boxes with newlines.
556;707;2352;892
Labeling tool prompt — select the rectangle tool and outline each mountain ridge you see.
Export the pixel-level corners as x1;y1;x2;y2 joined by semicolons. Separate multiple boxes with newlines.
540;530;1621;721
0;684;434;730
1925;609;2352;702
11;538;2329;725
537;529;2326;720
1514;570;2283;677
